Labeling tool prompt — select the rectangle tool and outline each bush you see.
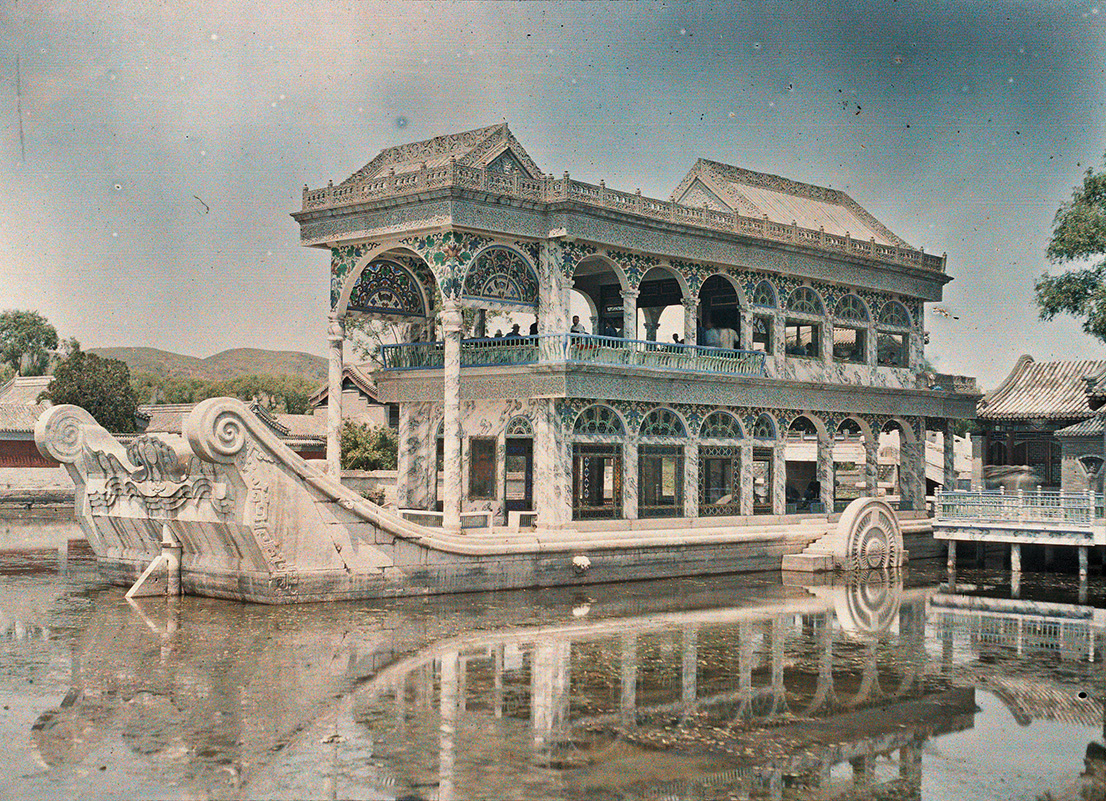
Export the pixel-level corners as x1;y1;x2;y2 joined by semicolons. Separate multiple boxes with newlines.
340;422;397;471
41;352;138;433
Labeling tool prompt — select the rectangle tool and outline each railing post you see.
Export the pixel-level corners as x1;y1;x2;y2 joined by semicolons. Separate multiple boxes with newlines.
1017;487;1024;522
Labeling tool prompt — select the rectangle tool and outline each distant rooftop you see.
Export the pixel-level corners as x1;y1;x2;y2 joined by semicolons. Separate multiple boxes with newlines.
977;355;1106;421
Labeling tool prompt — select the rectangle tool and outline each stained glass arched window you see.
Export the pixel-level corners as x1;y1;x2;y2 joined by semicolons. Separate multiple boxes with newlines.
700;411;744;440
347;260;428;317
835;294;869;323
505;416;533;436
786;286;824;316
574;405;625;435
878;301;911;329
461;246;539;307
752;280;778;308
640;408;687;437
752;413;777;440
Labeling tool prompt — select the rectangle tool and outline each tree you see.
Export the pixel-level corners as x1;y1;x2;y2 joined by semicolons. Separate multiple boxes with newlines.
0;310;59;376
1035;157;1106;342
42;351;139;433
340;421;397;471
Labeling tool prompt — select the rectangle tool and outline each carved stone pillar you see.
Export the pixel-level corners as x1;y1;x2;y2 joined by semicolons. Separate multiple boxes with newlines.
738;310;753;350
538;241;570;336
535;399;572;531
818;432;834;512
621;289;638;340
739;443;754;516
684;442;698;518
326;313;345;478
396;402;411;508
773;445;787;515
441;302;464;532
682;298;699;346
623;440;638;520
942;421;957;491
773;314;787;374
864;436;880;497
822;319;834;366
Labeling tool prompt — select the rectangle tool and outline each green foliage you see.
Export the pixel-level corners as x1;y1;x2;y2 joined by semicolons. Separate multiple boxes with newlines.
0;362;13;385
42;351;139;433
129;372;316;414
0;309;59;376
340;421;398;471
1035;157;1106;343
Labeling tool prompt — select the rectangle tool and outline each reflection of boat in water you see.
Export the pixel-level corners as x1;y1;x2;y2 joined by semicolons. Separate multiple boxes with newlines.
19;570;982;800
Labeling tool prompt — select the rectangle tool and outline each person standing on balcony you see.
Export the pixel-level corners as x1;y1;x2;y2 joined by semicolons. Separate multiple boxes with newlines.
717;325;736;350
529;321;538;336
506;323;522;338
702;319;722;348
570;315;587;334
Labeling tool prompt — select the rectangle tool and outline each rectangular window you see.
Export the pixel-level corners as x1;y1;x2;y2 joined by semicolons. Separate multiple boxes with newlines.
785;321;820;358
468;438;497;499
877;332;908;366
832;327;866;363
752;314;773;354
638;445;684;518
752;447;774;515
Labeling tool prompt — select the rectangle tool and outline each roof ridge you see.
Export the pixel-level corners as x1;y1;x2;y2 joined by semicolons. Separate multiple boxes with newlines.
342;123;512;186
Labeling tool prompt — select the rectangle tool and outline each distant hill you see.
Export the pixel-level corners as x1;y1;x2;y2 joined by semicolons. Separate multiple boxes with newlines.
89;347;328;383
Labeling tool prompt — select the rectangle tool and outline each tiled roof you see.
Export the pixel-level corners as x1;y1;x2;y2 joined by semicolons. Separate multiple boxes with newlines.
0;403;44;433
1085;365;1106;409
138;402;323;443
1056;414;1106;437
0;375;53;405
310;364;380;407
670;159;907;247
977;355;1106;421
341;123;544;183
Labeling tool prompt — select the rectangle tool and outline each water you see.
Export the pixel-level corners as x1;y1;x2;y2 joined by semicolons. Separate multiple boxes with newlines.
0;550;1103;800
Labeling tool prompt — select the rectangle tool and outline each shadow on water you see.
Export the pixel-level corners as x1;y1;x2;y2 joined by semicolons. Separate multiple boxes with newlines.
1;554;1104;800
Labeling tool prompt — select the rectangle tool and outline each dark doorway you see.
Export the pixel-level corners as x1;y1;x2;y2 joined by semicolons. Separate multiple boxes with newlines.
505;438;533;512
572;443;623;519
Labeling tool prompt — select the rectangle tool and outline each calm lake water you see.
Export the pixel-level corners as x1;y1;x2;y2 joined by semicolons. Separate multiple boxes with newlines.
0;549;1103;801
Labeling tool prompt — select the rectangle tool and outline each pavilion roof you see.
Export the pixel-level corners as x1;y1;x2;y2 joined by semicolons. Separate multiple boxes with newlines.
1056;414;1106;437
0;375;52;406
977;355;1106;421
340;123;544;184
670;159;908;247
309;364;379;408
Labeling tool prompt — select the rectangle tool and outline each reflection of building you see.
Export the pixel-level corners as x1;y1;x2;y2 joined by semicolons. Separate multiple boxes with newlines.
293;124;977;530
976;355;1106;490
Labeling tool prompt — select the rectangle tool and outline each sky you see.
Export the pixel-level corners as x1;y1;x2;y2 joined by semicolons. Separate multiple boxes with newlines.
1;0;1105;389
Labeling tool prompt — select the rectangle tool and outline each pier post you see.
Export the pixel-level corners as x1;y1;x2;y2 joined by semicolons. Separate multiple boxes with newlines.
942;420;956;491
441;302;464;533
1080;546;1089;584
326;313;345;479
947;541;957;571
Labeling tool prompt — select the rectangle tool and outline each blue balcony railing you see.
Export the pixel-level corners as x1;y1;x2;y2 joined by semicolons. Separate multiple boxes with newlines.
378;334;767;376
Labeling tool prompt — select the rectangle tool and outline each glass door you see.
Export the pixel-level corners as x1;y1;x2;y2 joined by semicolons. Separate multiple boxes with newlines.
572;443;622;519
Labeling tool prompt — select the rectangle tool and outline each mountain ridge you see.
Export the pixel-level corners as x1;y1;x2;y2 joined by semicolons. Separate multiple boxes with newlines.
88;347;327;382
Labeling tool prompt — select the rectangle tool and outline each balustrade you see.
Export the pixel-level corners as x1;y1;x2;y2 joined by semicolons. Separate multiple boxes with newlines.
301;165;946;273
936;489;1105;527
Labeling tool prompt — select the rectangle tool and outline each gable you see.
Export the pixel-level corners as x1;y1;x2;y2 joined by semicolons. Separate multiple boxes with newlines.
675;178;731;212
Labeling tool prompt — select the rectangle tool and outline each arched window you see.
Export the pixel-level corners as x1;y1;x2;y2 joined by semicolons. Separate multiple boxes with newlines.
752;414;777;440
574;405;625;436
505;416;533;436
461;246;539;307
700;411;744;440
640;408;687;438
835;295;869;323
752;280;778;308
878;301;911;330
786;286;824;316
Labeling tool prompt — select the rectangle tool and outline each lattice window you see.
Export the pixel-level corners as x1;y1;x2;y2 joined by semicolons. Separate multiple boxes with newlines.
752;280;777;308
640;408;687;438
347;259;428;317
505;416;533;436
700;411;744;440
574;405;625;435
835;294;869;323
879;301;912;329
461;246;539;306
786;286;824;316
752;414;776;440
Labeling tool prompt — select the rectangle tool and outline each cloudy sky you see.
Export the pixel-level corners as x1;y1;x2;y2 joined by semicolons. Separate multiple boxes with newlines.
2;0;1104;388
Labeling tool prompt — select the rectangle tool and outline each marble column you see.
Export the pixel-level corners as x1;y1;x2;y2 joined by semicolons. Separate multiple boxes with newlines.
441;302;464;532
970;431;984;490
817;433;835;512
821;319;834;366
739;443;754;516
684;442;699;518
682;298;699;346
910;433;927;511
623;440;638;520
535;399;572;531
326;313;345;478
864;436;880;497
773;445;787;515
738;310;753;350
773;315;787;374
396;403;412;508
621;289;638;340
538;241;570;336
642;307;663;341
942;421;957;491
